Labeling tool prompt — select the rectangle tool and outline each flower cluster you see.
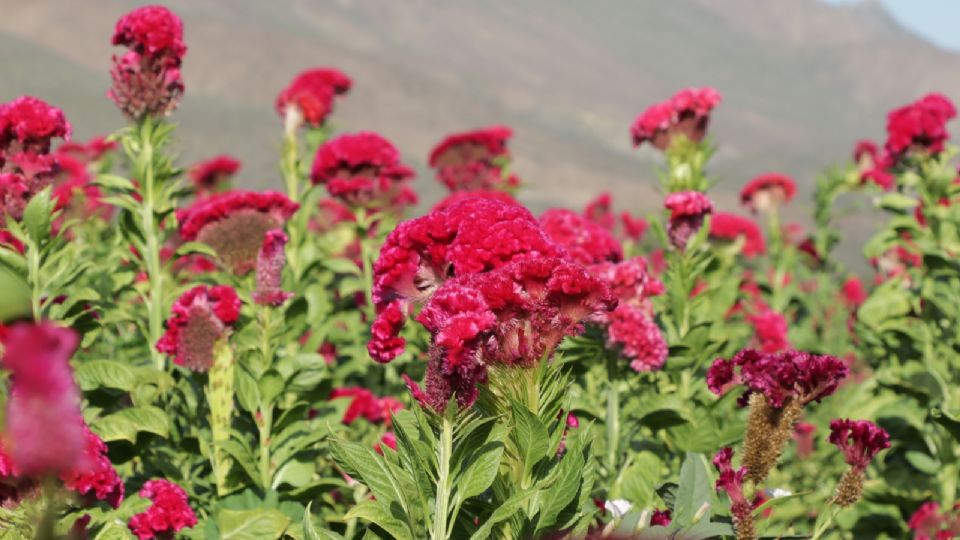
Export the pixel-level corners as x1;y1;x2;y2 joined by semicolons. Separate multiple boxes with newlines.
310;132;416;210
709;212;766;257
631;87;722;150
663;191;713;250
156;285;242;371
188;154;240;194
909;502;960;540
276;68;352;131
707;349;849;408
828;419;889;506
60;425;125;508
329;387;404;425
540;208;623;265
740;172;796;213
108;5;186;119
178;190;299;274
583;193;649;242
885;92;957;159
853;139;895;190
429;125;518;191
127;479;198;540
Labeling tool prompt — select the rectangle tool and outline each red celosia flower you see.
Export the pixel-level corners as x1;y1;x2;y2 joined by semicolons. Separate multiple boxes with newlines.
156;285;241;371
435;161;519;192
664;191;713;250
253;229;292;306
590;256;662;305
374;432;397;454
631;87;722;150
713;448;751;520
909;502;960;540
710;212;766;257
329;387;404;425
431;189;520;212
428;125;513;168
605;304;667;372
310;197;355;233
178;190;299;274
51;152;112;221
61;425;124;508
707;349;849;408
1;322;86;476
188;155;240;193
841;276;867;308
0;96;72;155
112;5;186;62
0;173;31;222
651;509;672;527
127;479;197;540
108;51;184;120
368;198;563;363
275;68;352;129
885;92;957;158
747;307;790;353
853;140;878;164
620;212;649;241
583;193;615;231
740;173;796;212
828;419;890;471
540;208;623;265
310;132;416;209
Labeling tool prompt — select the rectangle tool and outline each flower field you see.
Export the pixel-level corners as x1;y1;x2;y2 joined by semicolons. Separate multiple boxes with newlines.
2;4;960;540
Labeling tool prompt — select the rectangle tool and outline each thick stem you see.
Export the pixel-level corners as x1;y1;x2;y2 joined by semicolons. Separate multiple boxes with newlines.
207;339;236;495
28;246;42;322
136;119;166;371
258;406;274;490
281;133;300;202
432;413;454;540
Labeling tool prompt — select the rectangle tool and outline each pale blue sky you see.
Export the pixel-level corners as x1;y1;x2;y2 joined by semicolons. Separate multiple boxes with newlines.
823;0;960;52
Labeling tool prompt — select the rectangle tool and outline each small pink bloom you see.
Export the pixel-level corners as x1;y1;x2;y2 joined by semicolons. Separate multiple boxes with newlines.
740;173;796;212
253;229;293;306
156;285;241;371
828;419;890;471
127;479;197;540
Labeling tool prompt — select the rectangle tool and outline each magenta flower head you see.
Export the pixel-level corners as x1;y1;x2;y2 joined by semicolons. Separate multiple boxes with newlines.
253;229;293;307
156;285;241;371
108;5;187;119
127;479;198;540
747;307;790;353
908;502;960;540
1;322;86;477
431;189;520;212
885;92;957;159
276;67;352;131
631;87;722;150
188;154;240;194
178;190;299;275
0;96;72;156
540;208;623;265
663;191;714;250
828;419;890;471
310;132;416;210
605;303;667;372
740;172;797;213
61;425;124;508
428;125;515;192
712;447;754;539
709;212;766;257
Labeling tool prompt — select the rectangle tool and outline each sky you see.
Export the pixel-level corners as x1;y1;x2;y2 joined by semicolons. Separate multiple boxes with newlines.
823;0;960;52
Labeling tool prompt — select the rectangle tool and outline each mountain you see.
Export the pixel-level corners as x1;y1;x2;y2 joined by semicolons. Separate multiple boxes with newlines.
1;0;958;233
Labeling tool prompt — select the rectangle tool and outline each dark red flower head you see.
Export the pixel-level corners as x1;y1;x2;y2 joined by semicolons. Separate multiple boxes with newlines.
275;67;352;128
708;349;849;408
329;387;404;425
127;479;197;540
885;92;957;158
178;190;299;275
112;5;186;62
188;154;240;193
664;191;713;250
713;447;748;507
709;212;766;257
310;132;416;209
740;173;797;212
631;87;722;150
908;502;960;540
0;96;71;156
61;424;125;509
828;419;890;471
156;285;241;371
429;125;513;168
540;208;623;265
853;140;879;165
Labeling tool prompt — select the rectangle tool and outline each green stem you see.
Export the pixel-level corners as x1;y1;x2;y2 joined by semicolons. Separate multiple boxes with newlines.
28;244;42;322
282;133;300;201
810;505;842;540
136;119;166;371
208;340;236;496
258;406;274;490
433;413;454;540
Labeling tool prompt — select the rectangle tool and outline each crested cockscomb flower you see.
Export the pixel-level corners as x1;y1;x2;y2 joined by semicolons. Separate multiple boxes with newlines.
853;140;879;165
329;387;404;425
275;67;351;130
431;189;520;212
156;285;241;371
663;191;713;250
713;448;754;539
429;126;515;191
885;92;957;159
405;257;614;410
1;322;86;476
909;502;960;540
631;87;722;150
620;212;649;241
0;96;72;156
112;5;186;62
188;155;240;194
828;419;890;506
253;229;292;306
310;132;416;209
368;198;563;363
435;161;519;192
590;256;662;306
178;190;299;275
127;479;197;540
842;276;867;308
747;307;790;353
540;208;623;265
61;424;124;508
740;172;797;213
710;212;766;257
852;139;895;190
605;304;667;372
0;173;31;222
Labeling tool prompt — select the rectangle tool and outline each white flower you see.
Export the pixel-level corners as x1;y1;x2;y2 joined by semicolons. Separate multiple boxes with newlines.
766;487;792;498
604;499;632;518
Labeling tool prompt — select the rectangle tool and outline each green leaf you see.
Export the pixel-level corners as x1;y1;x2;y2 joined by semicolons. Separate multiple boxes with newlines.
22;187;55;245
217;508;291;540
456;436;504;500
512;403;550;478
323;257;362;276
173;241;218;259
858;286;912;328
672;453;712;526
74;360;138;392
94;174;137;192
302;502;342;540
468;490;533;540
343;500;413;540
93;406;170;442
905;450;940;474
330;440;404;506
258;370;285;407
0;266;30;322
92;521;137;540
877;193;918;212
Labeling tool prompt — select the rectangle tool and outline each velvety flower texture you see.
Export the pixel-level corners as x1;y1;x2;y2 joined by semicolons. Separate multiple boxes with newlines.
828;419;890;471
253;229;292;306
0;96;72;155
156;285;241;371
275;68;352;129
1;322;86;476
885;92;957;158
740;172;797;212
127;479;198;540
178;190;299;275
310;132;416;209
664;191;714;250
405;256;615;410
431;189;520;212
112;5;186;60
60;425;124;508
188;154;240;193
706;349;849;408
709;212;766;257
909;502;960;540
631;87;722;150
540;208;623;265
329;387;404;425
713;447;754;539
429;126;516;191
